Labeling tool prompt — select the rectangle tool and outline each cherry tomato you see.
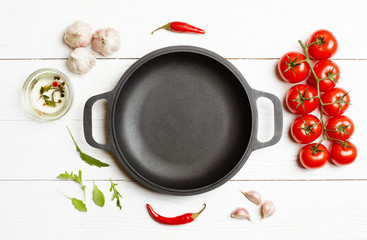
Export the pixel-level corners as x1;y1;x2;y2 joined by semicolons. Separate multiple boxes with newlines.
278;52;311;83
285;84;319;115
326;115;354;142
321;87;350;116
308;60;340;92
299;143;329;169
330;141;357;166
307;29;338;60
291;114;322;144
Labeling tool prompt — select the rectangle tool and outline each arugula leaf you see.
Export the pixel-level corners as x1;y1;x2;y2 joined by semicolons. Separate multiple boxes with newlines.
80;152;110;168
59;191;87;212
93;182;105;207
70;197;87;212
57;170;86;194
66;126;110;168
110;179;122;210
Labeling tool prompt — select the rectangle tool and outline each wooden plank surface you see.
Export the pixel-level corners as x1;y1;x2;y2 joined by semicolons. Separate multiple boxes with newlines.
0;0;366;59
0;180;366;240
1;0;366;239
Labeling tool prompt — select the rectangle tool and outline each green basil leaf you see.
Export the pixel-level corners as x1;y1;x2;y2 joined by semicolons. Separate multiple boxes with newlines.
71;198;87;212
93;182;105;207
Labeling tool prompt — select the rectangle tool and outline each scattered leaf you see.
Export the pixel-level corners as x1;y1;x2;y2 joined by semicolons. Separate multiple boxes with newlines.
93;182;105;207
59;191;87;212
71;197;87;212
66;126;110;168
110;179;122;210
57;170;86;194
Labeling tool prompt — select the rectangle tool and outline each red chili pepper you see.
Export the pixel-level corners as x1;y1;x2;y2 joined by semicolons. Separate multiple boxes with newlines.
52;81;58;87
146;203;206;225
151;21;205;34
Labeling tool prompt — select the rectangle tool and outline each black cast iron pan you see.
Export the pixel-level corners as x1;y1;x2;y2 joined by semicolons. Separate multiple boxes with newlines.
84;46;282;195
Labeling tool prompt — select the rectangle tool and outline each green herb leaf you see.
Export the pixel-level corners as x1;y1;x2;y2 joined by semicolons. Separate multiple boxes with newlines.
45;99;56;107
57;170;86;194
93;182;105;207
42;95;50;100
71;198;87;212
66;126;110;168
59;191;87;212
40;85;51;94
80;152;110;168
110;179;122;210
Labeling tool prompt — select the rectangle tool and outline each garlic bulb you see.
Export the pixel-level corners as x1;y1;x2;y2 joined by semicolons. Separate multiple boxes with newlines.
92;28;121;56
67;48;96;74
64;21;93;49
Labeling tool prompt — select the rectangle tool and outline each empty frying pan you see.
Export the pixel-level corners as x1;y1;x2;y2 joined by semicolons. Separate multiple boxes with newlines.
84;46;282;195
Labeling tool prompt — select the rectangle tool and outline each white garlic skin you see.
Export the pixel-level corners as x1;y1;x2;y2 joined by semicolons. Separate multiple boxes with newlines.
261;200;275;219
64;21;93;49
67;48;96;74
231;207;251;221
92;28;121;56
242;190;262;205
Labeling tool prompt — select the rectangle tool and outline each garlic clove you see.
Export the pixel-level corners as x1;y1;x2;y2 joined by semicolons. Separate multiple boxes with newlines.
241;190;262;205
67;48;96;74
261;200;275;219
231;207;251;221
92;28;121;56
64;21;93;49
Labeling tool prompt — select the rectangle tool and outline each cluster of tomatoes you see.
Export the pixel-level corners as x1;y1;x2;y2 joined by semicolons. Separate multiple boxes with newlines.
278;30;357;169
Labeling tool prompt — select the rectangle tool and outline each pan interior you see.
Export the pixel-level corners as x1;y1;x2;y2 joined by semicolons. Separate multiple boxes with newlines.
113;51;252;191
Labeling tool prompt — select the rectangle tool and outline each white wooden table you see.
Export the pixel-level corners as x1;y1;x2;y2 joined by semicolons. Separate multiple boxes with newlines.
1;0;366;239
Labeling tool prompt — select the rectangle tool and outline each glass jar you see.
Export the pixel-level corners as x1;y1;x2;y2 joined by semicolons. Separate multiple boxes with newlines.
22;68;74;121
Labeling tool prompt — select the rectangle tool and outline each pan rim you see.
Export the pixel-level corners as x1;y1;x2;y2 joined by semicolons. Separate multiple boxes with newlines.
110;45;256;195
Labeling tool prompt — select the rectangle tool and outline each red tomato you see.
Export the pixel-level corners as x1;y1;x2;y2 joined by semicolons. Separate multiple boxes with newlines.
321;88;350;116
307;29;338;60
285;84;319;115
330;141;357;166
326;115;354;142
299;143;329;169
278;52;311;83
308;60;340;92
291;114;322;144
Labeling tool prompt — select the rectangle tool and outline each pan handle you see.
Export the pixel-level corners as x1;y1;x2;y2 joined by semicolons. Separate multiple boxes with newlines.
251;89;283;151
83;91;116;153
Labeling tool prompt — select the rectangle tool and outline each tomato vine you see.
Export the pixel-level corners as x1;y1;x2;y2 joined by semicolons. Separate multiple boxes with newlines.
280;30;357;168
298;40;350;147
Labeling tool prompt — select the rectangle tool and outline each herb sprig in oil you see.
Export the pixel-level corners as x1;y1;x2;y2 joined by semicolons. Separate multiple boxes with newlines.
39;76;66;107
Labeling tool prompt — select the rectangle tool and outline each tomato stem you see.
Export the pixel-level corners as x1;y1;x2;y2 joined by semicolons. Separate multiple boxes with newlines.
298;40;330;146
